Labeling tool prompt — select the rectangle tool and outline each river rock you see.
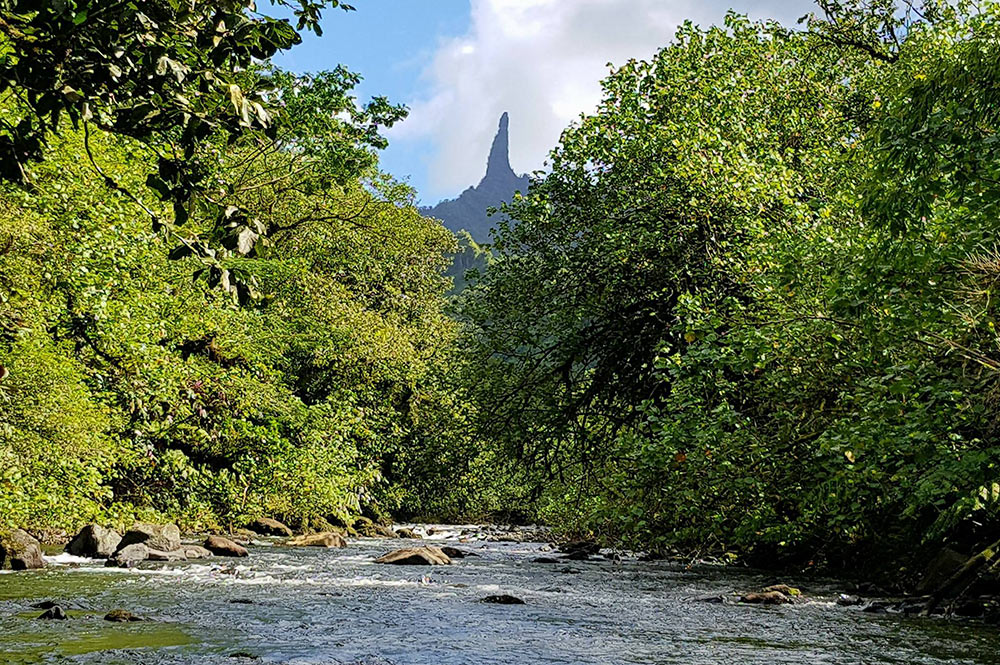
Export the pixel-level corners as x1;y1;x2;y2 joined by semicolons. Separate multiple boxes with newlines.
762;584;801;597
692;593;726;603
248;518;292;537
559;540;600;556
147;547;187;562
533;557;561;564
0;529;45;570
183;545;215;559
395;528;422;539
740;591;794;605
286;532;346;548
375;546;451;565
353;517;396;538
861;599;898;614
205;536;249;557
106;543;149;568
441;546;477;559
104;609;144;622
65;524;122;559
481;594;525;604
117;523;181;553
37;606;67;620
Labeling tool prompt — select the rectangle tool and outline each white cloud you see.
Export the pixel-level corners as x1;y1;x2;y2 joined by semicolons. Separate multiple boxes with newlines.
391;0;817;199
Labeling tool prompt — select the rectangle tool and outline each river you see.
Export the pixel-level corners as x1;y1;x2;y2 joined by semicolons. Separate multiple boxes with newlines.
1;526;997;664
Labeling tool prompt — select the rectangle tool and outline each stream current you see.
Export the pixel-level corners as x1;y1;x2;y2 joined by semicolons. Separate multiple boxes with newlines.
1;526;998;664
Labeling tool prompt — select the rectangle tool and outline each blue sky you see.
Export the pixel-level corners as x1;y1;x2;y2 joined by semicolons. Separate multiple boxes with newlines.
273;0;817;206
273;1;471;204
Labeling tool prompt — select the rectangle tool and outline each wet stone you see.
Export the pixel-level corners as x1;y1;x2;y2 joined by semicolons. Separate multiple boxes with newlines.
37;606;67;620
481;594;526;605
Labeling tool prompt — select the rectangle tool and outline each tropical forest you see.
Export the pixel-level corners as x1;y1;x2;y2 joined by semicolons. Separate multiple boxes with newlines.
1;1;1000;663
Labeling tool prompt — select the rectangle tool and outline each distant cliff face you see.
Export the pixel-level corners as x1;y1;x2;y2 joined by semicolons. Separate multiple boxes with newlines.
422;112;530;245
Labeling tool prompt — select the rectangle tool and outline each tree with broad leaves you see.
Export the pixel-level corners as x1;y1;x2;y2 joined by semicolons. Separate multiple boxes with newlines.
0;0;403;299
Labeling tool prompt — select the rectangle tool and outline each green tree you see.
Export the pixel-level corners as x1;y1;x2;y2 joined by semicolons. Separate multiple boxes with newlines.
0;1;406;295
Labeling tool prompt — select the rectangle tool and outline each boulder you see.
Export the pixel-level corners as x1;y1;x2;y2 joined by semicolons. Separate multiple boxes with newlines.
104;609;144;623
353;517;396;538
375;546;451;566
739;591;793;605
441;546;476;559
65;524;122;559
117;523;181;553
247;518;292;537
0;529;45;570
481;594;525;605
286;532;346;548
395;528;422;539
105;543;149;568
146;547;187;562
183;545;215;560
37;606;67;620
205;535;249;557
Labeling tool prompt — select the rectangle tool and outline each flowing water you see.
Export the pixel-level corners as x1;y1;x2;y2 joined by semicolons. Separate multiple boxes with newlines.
1;526;998;664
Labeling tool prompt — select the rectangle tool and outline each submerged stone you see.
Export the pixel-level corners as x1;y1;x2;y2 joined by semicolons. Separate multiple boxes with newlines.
481;594;525;605
740;591;794;605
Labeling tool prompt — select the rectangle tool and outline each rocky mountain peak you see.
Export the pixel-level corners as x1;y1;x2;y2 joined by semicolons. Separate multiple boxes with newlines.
483;112;515;185
423;112;529;246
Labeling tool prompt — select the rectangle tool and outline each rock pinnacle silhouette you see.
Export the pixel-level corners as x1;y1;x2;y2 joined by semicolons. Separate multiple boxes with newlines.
483;112;515;184
423;112;529;245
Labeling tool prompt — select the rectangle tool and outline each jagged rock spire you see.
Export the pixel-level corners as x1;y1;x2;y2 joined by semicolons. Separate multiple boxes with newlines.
424;111;529;245
483;112;515;183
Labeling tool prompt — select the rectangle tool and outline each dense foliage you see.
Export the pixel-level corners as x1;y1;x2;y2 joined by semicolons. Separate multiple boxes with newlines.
460;0;1000;574
0;0;405;299
0;61;467;531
